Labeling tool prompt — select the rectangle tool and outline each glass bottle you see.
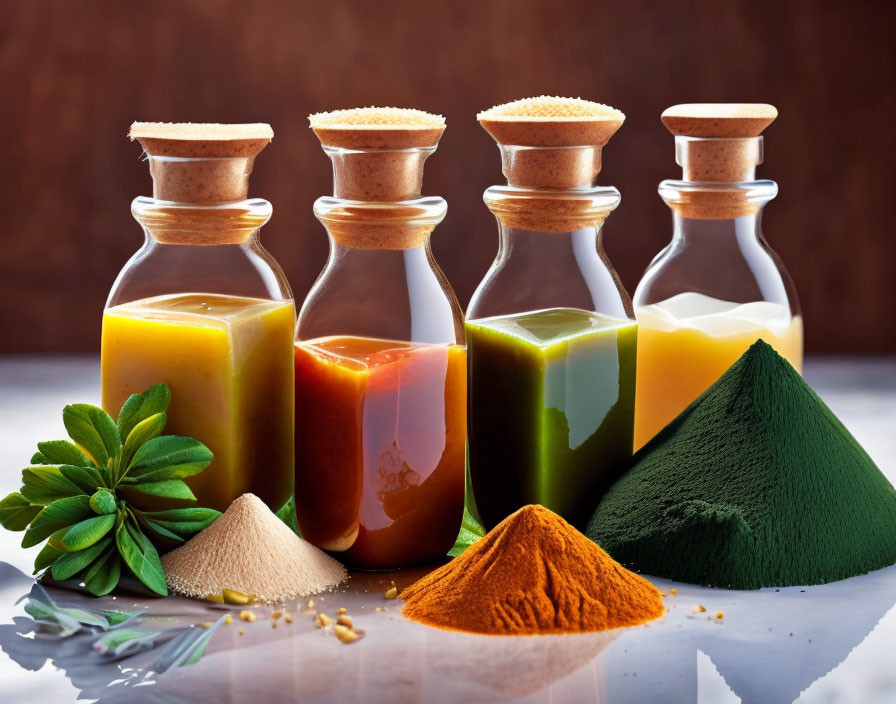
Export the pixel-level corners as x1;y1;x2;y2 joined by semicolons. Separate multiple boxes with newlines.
102;124;295;515
294;109;465;570
467;98;637;531
632;105;802;450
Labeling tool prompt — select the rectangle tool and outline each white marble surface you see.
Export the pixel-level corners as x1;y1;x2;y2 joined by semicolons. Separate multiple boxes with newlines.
0;356;895;704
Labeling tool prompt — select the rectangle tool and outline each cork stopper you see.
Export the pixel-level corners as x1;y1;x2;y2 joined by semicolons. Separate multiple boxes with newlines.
309;108;445;202
661;104;777;181
478;97;625;188
129;122;273;204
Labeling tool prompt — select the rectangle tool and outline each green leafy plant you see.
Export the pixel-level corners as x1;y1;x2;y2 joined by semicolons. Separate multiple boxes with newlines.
448;505;485;557
0;384;222;597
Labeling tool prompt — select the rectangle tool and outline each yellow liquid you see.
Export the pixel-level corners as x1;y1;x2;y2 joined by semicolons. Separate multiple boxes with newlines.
633;293;803;450
101;293;296;512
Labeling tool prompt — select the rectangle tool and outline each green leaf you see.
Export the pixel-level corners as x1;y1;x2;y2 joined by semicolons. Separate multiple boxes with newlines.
116;519;167;596
35;440;95;469
136;507;221;538
117;384;171;441
127;479;196;501
59;465;106;494
275;494;300;536
89;489;117;515
31;452;52;465
448;506;486;558
84;548;121;597
119;412;167;470
93;628;162;657
138;517;185;543
33;541;65;574
123;436;213;483
62;403;121;467
50;536;112;581
0;493;41;531
20;466;86;505
55;514;116;552
23;495;92;548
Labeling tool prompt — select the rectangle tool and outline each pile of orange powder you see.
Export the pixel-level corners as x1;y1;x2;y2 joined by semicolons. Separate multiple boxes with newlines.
401;505;664;635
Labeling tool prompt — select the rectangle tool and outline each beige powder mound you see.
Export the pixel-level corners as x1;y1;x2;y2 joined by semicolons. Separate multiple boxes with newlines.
161;493;346;602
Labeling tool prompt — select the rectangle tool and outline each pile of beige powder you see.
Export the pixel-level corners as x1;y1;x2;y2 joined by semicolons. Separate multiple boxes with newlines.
161;493;346;602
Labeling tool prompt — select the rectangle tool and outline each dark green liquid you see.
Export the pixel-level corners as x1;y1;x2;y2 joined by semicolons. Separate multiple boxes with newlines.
466;308;637;529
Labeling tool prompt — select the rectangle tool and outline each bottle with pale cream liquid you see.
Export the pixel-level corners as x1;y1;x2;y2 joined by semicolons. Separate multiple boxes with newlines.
632;104;802;450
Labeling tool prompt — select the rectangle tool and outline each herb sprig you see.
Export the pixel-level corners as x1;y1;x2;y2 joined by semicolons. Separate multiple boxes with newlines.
0;384;221;596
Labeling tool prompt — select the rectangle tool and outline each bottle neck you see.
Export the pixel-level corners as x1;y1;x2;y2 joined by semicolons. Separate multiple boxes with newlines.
659;179;776;220
131;197;271;245
483;184;620;234
314;196;446;250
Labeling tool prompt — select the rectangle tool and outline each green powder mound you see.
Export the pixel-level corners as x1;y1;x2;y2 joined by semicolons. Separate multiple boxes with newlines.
587;340;896;589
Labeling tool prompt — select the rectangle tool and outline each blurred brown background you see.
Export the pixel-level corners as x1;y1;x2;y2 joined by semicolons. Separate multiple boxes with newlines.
1;0;894;354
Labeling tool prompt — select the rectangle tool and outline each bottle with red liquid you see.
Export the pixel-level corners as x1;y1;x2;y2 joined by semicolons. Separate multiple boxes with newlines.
294;108;466;569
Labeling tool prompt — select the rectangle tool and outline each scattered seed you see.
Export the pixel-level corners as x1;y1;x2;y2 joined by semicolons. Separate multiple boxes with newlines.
334;624;364;643
692;605;706;613
238;629;245;636
272;621;277;629
199;621;214;628
272;611;283;620
384;587;398;600
670;588;677;594
206;593;224;604
224;614;233;626
240;610;257;623
223;589;253;606
307;599;315;609
375;607;386;613
315;613;332;629
285;614;294;624
715;611;724;620
338;607;347;614
337;614;353;628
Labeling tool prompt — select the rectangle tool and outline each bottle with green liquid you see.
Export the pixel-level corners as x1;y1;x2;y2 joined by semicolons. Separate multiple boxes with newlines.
466;97;637;530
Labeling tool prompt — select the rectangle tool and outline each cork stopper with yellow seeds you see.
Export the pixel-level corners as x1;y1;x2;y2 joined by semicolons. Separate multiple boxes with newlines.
661;104;777;182
309;108;447;249
478;96;625;188
309;107;445;202
129;122;273;204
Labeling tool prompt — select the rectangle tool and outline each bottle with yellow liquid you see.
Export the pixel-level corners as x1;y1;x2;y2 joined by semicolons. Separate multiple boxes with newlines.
101;123;295;513
633;104;802;450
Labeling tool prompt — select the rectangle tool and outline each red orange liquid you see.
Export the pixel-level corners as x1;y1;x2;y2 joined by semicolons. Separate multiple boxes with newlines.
294;336;466;569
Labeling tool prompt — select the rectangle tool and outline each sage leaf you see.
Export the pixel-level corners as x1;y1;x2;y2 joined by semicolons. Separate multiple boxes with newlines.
0;493;41;531
59;465;106;494
116;519;167;596
93;628;163;658
36;440;95;468
137;507;221;537
24;495;92;548
21;466;86;505
117;384;171;441
137;516;185;543
89;489;117;515
119;412;167;471
62;403;121;467
30;452;52;465
50;536;112;580
148;615;226;674
56;514;116;552
124;436;213;482
84;547;122;597
98;609;141;627
127;479;196;501
275;494;300;536
33;541;65;574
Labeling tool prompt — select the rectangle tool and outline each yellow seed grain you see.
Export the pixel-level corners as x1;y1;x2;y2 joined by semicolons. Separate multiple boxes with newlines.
206;593;224;604
375;607;386;612
223;589;253;606
224;614;233;626
337;614;353;628
384;587;398;600
199;621;214;628
238;629;245;636
671;588;677;594
315;612;332;629
692;605;706;613
240;610;257;622
716;611;724;619
272;611;283;620
285;614;294;624
334;624;363;643
338;607;347;614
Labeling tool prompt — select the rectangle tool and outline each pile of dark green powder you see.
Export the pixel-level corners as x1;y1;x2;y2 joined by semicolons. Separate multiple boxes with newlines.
587;340;896;589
